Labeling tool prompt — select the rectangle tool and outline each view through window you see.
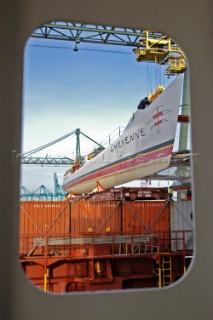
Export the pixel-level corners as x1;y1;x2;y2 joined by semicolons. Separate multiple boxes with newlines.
19;22;193;293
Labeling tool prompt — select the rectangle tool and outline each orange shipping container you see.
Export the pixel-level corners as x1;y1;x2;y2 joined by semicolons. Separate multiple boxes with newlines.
19;201;71;256
122;201;170;234
70;200;121;235
19;200;170;256
20;201;71;236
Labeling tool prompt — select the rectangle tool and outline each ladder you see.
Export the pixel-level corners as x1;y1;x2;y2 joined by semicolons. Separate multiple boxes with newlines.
162;256;172;286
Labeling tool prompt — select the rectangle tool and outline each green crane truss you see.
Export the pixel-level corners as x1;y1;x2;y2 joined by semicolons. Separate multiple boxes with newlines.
14;128;104;166
32;22;153;47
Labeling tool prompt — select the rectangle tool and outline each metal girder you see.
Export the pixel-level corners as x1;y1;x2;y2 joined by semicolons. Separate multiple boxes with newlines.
20;156;74;165
32;22;165;48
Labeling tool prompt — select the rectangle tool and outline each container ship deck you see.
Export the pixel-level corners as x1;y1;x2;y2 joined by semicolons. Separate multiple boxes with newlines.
19;187;193;292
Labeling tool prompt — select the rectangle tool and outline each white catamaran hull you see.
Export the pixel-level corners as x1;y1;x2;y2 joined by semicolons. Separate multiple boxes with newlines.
62;74;183;195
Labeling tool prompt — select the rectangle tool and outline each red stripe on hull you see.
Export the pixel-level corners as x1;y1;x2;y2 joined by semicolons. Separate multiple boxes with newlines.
64;144;173;191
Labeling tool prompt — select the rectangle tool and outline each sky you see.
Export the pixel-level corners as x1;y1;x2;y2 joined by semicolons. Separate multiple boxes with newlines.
21;32;177;192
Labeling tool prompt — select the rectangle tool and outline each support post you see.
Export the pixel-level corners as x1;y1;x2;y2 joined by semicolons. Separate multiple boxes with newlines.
158;266;162;288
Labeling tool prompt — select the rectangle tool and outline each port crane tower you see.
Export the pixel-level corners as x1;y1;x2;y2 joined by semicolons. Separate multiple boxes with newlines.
20;173;66;200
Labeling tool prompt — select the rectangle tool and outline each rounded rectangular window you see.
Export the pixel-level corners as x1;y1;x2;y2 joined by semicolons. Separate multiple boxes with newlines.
19;21;194;293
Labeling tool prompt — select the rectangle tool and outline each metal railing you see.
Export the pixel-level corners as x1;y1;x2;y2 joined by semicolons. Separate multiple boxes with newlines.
19;230;193;259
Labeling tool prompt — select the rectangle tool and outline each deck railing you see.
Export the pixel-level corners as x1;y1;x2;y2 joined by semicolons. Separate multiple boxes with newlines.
19;230;193;259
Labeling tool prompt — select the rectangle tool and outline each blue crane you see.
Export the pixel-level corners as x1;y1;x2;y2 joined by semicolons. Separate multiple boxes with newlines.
54;173;66;200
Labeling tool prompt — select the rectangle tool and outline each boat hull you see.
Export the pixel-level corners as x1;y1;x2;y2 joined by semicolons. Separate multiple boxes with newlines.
63;154;171;194
62;74;183;195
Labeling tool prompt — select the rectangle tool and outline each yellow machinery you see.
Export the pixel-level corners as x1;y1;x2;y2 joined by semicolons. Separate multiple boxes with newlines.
148;85;165;103
134;30;186;75
87;145;105;160
165;56;187;75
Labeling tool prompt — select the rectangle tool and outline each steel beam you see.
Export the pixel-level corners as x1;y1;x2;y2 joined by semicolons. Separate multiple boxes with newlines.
32;22;165;48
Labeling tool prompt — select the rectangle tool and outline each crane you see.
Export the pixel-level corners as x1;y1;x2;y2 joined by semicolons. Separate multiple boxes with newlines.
54;173;66;199
32;23;187;76
133;30;186;76
14;128;104;166
21;173;66;200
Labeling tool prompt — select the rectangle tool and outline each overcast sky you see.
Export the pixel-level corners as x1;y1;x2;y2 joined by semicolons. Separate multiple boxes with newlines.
21;36;175;192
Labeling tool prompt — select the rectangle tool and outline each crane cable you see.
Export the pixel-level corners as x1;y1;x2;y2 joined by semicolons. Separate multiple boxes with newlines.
146;63;165;98
146;63;152;96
